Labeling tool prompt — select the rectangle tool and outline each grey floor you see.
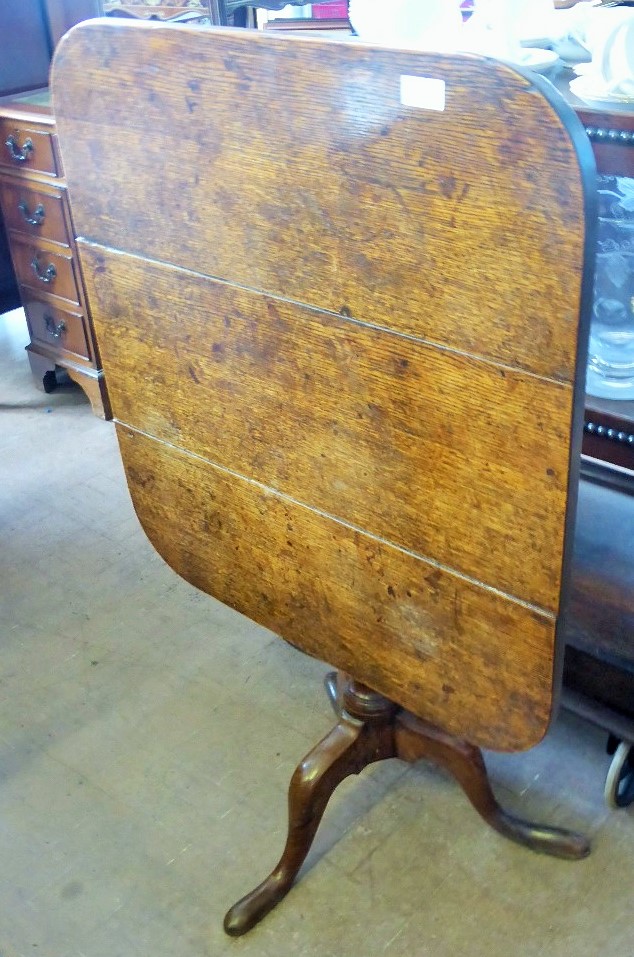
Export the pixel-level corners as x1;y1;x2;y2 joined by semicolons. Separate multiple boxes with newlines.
1;306;632;957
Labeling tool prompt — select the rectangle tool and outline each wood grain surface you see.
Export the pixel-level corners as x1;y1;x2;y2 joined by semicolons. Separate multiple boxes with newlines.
116;424;555;749
52;21;596;750
80;243;573;612
53;21;589;381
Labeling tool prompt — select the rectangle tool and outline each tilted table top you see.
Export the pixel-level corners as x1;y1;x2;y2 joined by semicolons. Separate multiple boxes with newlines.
52;20;596;752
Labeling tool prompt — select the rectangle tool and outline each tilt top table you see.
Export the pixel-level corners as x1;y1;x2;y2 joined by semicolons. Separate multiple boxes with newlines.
52;21;597;934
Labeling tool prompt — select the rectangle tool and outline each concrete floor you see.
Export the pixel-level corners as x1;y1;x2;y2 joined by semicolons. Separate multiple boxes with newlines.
1;307;632;957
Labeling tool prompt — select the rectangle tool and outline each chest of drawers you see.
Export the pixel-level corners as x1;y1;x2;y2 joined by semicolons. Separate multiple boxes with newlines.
0;91;110;418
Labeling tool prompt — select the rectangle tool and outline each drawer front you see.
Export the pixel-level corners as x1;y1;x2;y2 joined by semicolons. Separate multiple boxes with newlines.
24;297;90;360
0;180;68;245
12;239;79;304
0;120;58;176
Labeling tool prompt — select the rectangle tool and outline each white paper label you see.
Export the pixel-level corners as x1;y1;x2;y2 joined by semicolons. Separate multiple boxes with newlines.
400;75;446;112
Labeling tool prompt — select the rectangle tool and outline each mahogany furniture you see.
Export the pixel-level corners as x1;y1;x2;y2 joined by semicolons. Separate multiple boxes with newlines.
0;90;110;417
52;21;596;933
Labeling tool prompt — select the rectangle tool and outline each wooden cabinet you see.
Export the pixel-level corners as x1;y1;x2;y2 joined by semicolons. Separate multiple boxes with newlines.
0;91;110;417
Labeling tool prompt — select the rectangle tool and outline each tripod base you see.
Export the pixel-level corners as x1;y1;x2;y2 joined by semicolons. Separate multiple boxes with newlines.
224;673;589;936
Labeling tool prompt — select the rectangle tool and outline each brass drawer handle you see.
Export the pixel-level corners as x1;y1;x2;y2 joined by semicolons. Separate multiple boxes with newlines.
30;254;57;284
18;200;45;227
44;314;66;340
5;134;34;163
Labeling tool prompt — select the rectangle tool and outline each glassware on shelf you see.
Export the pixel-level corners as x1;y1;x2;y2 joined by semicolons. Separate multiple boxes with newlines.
586;175;634;401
